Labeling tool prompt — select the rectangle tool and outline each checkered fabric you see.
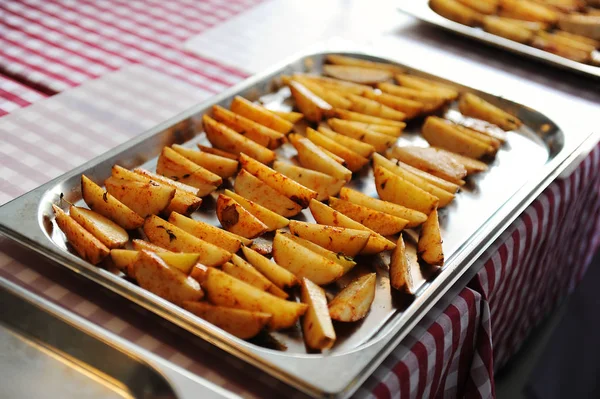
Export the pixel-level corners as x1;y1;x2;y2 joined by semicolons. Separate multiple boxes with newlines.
0;74;45;116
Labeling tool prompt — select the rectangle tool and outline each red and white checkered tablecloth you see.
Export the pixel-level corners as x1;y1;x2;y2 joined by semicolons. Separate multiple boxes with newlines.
0;74;46;116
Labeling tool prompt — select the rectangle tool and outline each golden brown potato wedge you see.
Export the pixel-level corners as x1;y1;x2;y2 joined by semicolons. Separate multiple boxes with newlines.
239;153;317;208
532;33;593;63
346;94;406;121
390;234;416;294
458;93;522;131
216;194;269;239
418;208;444;266
291;77;352;109
134;250;203;305
288;80;332;123
111;249;200;275
272;161;345;202
431;148;488;175
230;96;293;134
168;211;250;253
422;117;495;159
323;65;393;85
335;120;404;137
328;197;408;236
241;245;299;289
498;0;558;24
317;126;376;158
377;82;447;112
538;30;596;52
172;144;239;179
69;206;128;249
143;215;232;267
223;189;288;231
289;135;352;182
182;301;271;339
388;146;467;185
203;115;276;165
301;278;336;350
291;74;373;94
374;165;439;214
288;221;370;257
391;160;461;193
454;124;502;151
132;168;198;195
272;231;344;285
196;145;238;160
104;177;176;218
271;110;304;123
201;267;307;330
482;15;535;44
328;118;396;153
132;238;169;253
430;0;484;26
554;30;599;48
212;105;285;149
373;154;455;207
222;255;272;292
306;128;369;172
157;147;222;190
234;169;303;217
456;0;499;14
394;74;459;101
81;175;144;230
317;145;347;165
331;108;407;128
327;54;405;73
328;273;377;322
280;232;356;274
338;187;428;228
362;91;424;119
53;204;109;264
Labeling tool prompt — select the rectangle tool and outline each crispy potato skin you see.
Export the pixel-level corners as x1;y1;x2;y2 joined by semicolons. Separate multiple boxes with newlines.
168;211;246;253
374;165;440;215
234;169;302;217
328;273;377;322
390;234;415;294
288;220;370;257
418;209;444;266
216;194;269;239
329;197;408;236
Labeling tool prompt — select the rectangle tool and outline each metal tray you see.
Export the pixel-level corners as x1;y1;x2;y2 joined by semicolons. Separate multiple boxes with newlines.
0;49;588;398
398;1;600;80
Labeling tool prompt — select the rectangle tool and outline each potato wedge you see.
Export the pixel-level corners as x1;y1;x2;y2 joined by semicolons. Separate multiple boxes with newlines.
196;145;238;160
456;0;499;14
328;273;376;322
301;278;336;350
212;105;285;150
280;232;356;274
182;301;271;339
431;148;488;174
111;249;200;275
272;161;345;201
289;135;352;182
327;54;405;73
234;169;302;217
291;77;352;109
241;245;299;289
132;239;169;253
390;234;416;294
374;165;439;214
373;154;455;207
328;197;408;236
288;221;370;257
306;128;369;172
392;160;461;193
454;124;502;151
430;0;484;26
389;146;467;185
81;175;143;230
362;91;424;119
422;116;494;159
223;189;289;231
271;110;304;123
346;94;406;121
134;250;203;305
323;65;392;85
334;121;403;137
498;0;558;24
216;194;269;239
201;267;307;330
53;204;109;264
317;146;347;165
554;30;600;49
230;96;293;134
143;215;232;267
338;187;428;228
482;15;535;44
222;256;272;292
458;93;521;131
309;199;395;255
328;118;396;153
331;108;407;128
532;33;592;63
239;153;317;208
291;74;373;94
132;168;198;195
394;74;459;101
288;80;332;123
168;211;250;253
272;231;344;285
203;115;276;165
377;82;447;112
172;144;239;178
317;126;375;158
69;206;128;249
157;147;222;190
104;177;176;218
418;208;444;266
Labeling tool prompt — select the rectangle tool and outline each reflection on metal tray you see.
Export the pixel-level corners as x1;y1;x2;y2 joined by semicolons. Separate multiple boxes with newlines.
0;48;589;398
398;1;600;80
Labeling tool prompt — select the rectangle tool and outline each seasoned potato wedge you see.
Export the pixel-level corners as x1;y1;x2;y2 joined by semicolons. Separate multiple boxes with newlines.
288;80;332;123
306;128;369;172
389;146;467;185
291;74;373;94
271;110;304;123
532;33;592;63
328;197;408;236
327;54;405;73
81;175;144;230
157;147;222;189
317;146;347;165
197;145;238;160
328;273;376;322
377;82;447;112
234;169;302;217
458;93;521;131
456;0;499;14
432;148;488;174
216;194;269;239
374;165;439;214
291;77;352;109
105;177;175;218
272;161;345;201
212;105;285;149
132;238;169;253
454;124;502;151
288;221;370;257
418;208;444;266
182;301;271;339
132;168;198;195
143;215;232;267
339;187;428;228
289;135;352;182
498;0;558;24
69;206;128;249
389;234;416;294
222;256;272;292
346;94;406;121
317;126;376;158
203;115;276;165
223;189;288;231
301;278;336;350
111;249;200;275
422;116;495;159
392;160;460;193
272;231;344;285
328;118;396;153
554;30;600;48
482;15;535;44
337;120;404;137
53;204;109;265
331;108;407;128
323;65;392;84
241;245;299;289
283;234;355;276
201;267;307;330
172;144;239;178
430;0;484;26
362;91;424;119
134;250;203;305
230;96;293;134
394;74;459;101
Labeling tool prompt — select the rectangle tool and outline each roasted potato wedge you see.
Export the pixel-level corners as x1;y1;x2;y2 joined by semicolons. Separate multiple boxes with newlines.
346;94;406;121
223;189;289;231
558;14;600;41
458;93;521;131
53;204;109;265
328;197;409;236
328;120;403;137
306;128;369;172
454;124;502;151
362;90;424;119
418;208;444;266
234;169;303;217
532;33;592;63
222;255;272;292
111;249;200;275
291;73;373;94
326;54;405;73
374;165;439;214
389;146;467;185
456;0;499;14
389;233;416;294
323;64;393;84
329;273;376;322
331;108;407;128
132;167;198;195
482;15;535;44
328;118;396;153
69;206;128;249
271;110;304;123
290;77;352;109
132;238;169;253
432;148;488;175
498;0;559;24
212;105;285;149
317;145;347;165
196;144;238;160
172;144;239;178
241;245;299;289
216;194;269;239
156;147;222;190
301;278;336;350
377;82;447;112
272;161;346;201
394;74;459;101
317;126;376;158
391;160;460;193
230;96;293;134
422;116;495;159
430;0;484;26
288;80;332;123
288;221;370;257
289;134;352;182
280;231;356;274
105;177;175;218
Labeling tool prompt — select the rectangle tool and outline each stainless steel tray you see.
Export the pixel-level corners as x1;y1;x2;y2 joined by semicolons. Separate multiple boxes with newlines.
398;1;600;80
0;48;590;398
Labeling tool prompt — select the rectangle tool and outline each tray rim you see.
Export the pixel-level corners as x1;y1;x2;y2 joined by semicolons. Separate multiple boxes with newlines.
397;0;600;80
0;44;596;398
